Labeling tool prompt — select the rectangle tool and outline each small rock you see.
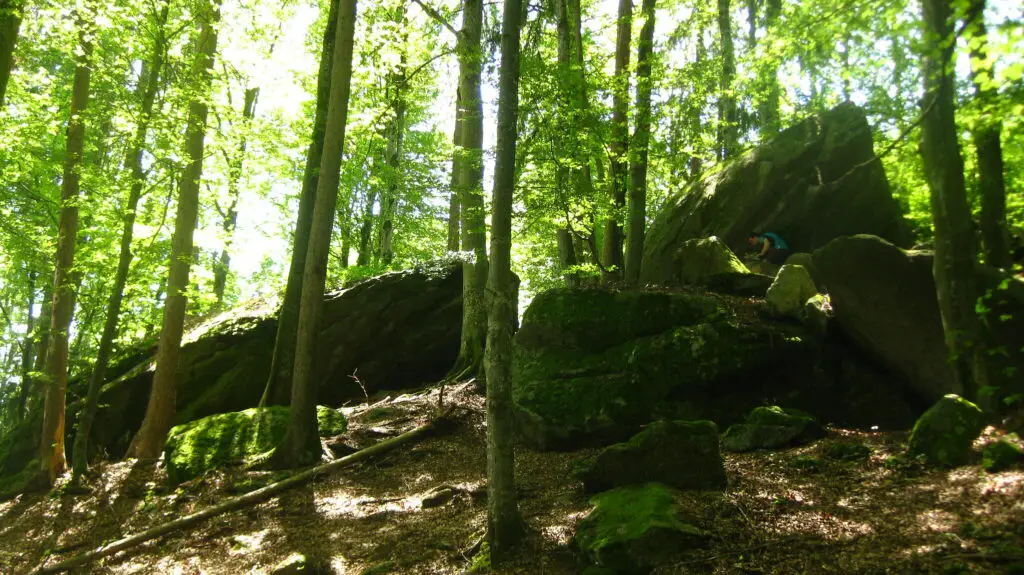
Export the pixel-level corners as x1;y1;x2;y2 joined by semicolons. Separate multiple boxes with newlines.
907;394;987;467
421;486;458;509
982;435;1024;472
765;264;818;319
577;420;727;494
722;406;824;453
271;553;308;575
801;293;833;336
574;483;707;574
824;441;870;461
670;236;750;286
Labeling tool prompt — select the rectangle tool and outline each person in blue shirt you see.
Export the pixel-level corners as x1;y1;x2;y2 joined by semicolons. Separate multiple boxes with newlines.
747;231;791;265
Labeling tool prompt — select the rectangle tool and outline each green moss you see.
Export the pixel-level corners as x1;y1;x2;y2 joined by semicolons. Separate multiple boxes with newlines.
825;441;871;461
722;406;823;453
360;561;396;575
908;394;986;467
982;435;1023;472
469;541;491;573
164;406;346;483
790;455;821;471
575;483;704;572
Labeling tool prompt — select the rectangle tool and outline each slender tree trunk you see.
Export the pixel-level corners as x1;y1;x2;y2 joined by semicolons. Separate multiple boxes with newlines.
271;0;357;469
71;11;168;480
965;0;1009;269
919;0;987;403
553;0;579;288
128;0;221;459
378;46;407;266
758;0;781;138
15;269;35;422
446;104;463;252
37;14;93;487
260;0;340;408
454;0;487;376
717;0;738;159
485;0;524;557
213;86;258;308
0;0;23;108
356;188;377;265
625;0;656;285
601;0;631;283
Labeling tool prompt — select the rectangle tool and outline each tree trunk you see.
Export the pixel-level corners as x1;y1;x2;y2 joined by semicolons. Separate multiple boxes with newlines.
271;0;357;469
454;0;487;376
37;15;93;487
260;0;341;408
717;0;738;159
485;0;524;557
965;0;1009;269
71;10;169;479
446;104;463;252
15;269;35;422
919;0;988;403
625;0;656;285
128;0;221;459
758;0;781;138
0;0;23;108
601;0;631;283
213;86;258;308
553;0;579;288
356;188;377;265
378;31;407;266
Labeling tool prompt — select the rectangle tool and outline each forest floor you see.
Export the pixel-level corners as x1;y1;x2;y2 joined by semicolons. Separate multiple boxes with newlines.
1;381;1023;575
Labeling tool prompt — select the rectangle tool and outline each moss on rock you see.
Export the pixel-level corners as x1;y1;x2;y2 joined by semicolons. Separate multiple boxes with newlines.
721;406;824;453
982;435;1023;472
164;406;346;484
907;394;986;467
574;483;706;574
765;264;818;319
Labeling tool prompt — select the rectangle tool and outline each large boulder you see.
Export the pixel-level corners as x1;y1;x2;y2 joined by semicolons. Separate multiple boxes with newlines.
641;103;913;286
79;263;463;458
652;236;750;287
512;288;812;450
164;406;347;484
574;483;707;574
907;395;986;467
577;420;727;494
814;234;1024;402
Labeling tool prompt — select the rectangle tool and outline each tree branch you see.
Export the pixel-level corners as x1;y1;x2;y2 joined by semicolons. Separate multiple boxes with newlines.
410;0;459;37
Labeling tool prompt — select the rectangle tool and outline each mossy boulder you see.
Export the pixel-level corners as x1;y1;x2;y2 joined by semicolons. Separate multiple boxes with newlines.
721;406;824;453
982;435;1024;472
657;236;750;287
164;405;346;483
577;420;727;494
907;395;986;467
765;264;818;319
574;483;707;574
641;103;913;286
514;288;810;449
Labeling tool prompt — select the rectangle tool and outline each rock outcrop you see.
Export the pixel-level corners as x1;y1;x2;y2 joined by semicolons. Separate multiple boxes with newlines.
647;236;750;287
79;263;462;458
577;420;727;494
641;103;913;286
814;234;1024;402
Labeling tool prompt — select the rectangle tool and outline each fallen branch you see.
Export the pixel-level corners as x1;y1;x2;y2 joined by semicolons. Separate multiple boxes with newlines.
32;409;455;574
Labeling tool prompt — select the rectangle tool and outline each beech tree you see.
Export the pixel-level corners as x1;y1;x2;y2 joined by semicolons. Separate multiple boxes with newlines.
601;0;631;282
485;0;524;557
37;7;94;486
918;0;988;403
271;0;358;468
625;0;656;285
717;0;738;159
0;0;22;108
129;0;222;459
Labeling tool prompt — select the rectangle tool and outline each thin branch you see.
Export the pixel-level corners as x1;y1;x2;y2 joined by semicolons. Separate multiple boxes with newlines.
410;0;458;37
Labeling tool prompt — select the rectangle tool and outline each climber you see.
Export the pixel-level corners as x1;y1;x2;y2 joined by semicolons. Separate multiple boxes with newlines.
747;231;791;265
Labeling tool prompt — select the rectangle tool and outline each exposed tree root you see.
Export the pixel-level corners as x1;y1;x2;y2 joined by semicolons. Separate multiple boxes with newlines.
31;408;456;574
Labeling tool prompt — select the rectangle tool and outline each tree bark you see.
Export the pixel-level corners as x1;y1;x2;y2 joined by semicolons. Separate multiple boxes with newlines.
0;0;23;108
919;0;988;403
271;0;357;469
356;188;377;265
260;0;341;408
625;0;656;285
378;29;407;266
454;0;487;376
717;0;738;159
37;14;93;487
601;0;631;282
485;0;524;557
553;0;579;288
15;269;35;422
446;104;463;252
213;86;258;308
128;0;221;459
758;0;781;138
965;0;1009;269
71;9;169;480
